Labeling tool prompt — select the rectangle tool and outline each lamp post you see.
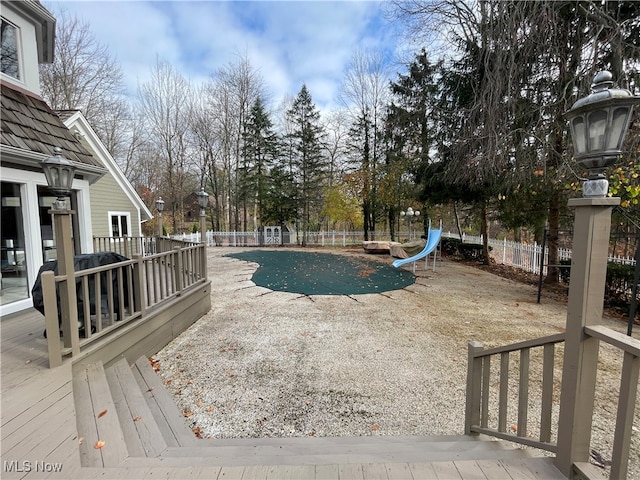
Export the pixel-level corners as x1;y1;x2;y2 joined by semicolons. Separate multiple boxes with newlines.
400;207;420;240
41;147;79;353
555;71;639;477
197;190;208;243
197;189;209;280
155;196;164;238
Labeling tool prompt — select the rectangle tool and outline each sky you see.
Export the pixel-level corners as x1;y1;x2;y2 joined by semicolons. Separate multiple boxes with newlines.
47;1;413;112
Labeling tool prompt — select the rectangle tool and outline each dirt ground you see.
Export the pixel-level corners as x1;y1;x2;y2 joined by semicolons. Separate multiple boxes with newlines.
154;246;639;478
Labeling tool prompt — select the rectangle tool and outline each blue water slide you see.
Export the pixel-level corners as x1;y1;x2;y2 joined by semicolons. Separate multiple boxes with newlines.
392;228;443;269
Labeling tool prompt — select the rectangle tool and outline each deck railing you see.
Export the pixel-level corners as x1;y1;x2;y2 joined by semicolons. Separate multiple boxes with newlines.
466;326;640;478
42;237;207;367
465;333;565;452
93;236;201;257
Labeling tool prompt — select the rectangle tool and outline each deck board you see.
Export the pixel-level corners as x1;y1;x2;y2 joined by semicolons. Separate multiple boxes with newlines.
361;463;388;479
433;461;463;479
385;462;413;480
454;460;489;479
85;362;129;466
106;357;168;457
476;459;513;479
133;357;197;447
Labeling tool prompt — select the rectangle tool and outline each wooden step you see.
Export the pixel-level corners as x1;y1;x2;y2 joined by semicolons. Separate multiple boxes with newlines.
177;433;479;448
105;357;168;457
131;356;198;447
72;361;128;467
155;438;531;466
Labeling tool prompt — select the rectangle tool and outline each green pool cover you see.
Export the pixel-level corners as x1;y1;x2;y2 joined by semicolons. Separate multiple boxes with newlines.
226;250;415;295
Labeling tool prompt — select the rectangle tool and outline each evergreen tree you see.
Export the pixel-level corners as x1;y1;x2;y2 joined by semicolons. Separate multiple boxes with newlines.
262;164;298;239
286;85;327;245
240;97;280;240
385;49;440;239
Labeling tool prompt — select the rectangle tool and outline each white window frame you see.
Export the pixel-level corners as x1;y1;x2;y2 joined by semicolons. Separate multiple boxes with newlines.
1;17;22;81
108;211;131;238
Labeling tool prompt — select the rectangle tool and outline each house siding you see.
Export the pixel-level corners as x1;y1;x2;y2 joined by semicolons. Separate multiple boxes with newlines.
90;173;141;238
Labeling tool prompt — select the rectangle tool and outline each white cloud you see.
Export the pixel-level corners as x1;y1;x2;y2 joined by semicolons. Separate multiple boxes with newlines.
48;1;405;111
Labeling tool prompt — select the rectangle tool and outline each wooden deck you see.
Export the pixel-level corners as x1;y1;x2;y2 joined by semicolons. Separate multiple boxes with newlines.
1;308;568;479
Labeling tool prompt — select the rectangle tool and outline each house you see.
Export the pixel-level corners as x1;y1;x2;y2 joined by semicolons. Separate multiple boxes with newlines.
0;1;155;318
57;109;153;239
1;0;110;316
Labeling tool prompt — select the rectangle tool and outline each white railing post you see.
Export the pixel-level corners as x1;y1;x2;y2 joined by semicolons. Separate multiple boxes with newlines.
502;238;507;265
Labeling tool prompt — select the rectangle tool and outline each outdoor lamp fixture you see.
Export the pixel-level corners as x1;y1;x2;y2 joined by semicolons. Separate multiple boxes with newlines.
155;196;165;214
155;196;165;238
400;207;420;239
566;70;640;197
197;189;208;215
41;147;76;210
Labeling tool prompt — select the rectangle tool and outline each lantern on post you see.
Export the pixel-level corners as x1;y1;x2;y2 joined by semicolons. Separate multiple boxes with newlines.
196;189;209;280
40;147;79;353
565;71;639;197
556;71;639;477
155;196;165;238
197;190;208;241
41;147;76;210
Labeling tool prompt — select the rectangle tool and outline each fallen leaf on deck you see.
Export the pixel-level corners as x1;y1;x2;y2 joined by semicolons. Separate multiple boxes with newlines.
97;409;108;418
94;440;105;449
133;416;142;422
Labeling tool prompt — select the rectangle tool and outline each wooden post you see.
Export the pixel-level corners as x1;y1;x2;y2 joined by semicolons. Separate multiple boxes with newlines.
465;341;484;435
132;254;145;316
555;197;619;476
174;246;183;295
200;212;207;281
51;209;79;356
42;271;62;368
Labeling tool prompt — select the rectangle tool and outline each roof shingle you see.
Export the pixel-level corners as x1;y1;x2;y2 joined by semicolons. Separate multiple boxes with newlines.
1;83;100;167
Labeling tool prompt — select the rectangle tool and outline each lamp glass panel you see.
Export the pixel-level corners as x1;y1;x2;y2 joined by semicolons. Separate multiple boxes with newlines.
570;117;587;154
60;167;74;189
588;110;608;151
607;107;630;150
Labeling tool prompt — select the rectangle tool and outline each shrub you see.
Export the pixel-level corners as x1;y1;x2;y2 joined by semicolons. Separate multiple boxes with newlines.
441;237;462;256
558;258;638;314
459;243;492;262
559;259;572;284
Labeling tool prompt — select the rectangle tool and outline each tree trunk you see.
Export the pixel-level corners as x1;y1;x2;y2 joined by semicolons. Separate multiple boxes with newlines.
481;202;490;265
454;201;463;240
545;189;560;284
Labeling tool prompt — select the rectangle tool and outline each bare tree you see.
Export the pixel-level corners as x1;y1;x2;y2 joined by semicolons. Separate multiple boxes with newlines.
203;54;265;232
322;109;351;188
39;8;129;158
138;59;194;233
190;84;224;230
339;48;391;240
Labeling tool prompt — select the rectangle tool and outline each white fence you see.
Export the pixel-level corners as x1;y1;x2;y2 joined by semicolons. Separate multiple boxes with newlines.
169;229;636;275
170;230;392;248
443;231;636;275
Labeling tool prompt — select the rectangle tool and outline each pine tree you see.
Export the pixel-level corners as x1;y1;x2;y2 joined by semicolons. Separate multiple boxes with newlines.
286;85;327;245
240;97;280;240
